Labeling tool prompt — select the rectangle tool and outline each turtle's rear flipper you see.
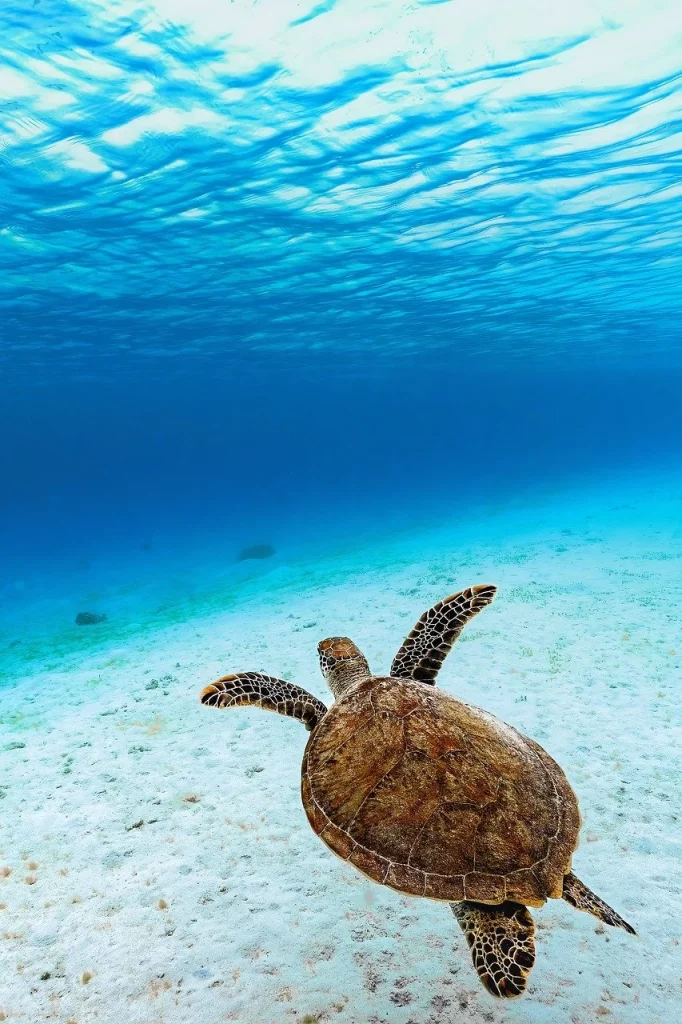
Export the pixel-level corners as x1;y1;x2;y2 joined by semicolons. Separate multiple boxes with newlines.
451;900;535;998
200;672;327;731
562;872;635;934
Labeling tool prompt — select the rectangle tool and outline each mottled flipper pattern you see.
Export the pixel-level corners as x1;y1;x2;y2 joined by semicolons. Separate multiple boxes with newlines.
562;872;636;934
451;900;536;998
200;672;327;731
391;584;497;684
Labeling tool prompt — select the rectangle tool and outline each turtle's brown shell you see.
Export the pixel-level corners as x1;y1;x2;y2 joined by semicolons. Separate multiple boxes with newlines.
301;677;581;906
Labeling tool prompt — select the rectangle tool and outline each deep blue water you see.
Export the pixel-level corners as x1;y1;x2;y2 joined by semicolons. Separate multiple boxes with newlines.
2;0;682;619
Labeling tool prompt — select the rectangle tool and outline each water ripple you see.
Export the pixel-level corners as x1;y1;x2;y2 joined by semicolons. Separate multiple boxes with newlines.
3;0;682;376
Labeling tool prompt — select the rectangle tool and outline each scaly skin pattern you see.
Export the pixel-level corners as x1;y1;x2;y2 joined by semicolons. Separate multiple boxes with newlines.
562;871;635;934
451;900;536;999
200;672;327;731
391;584;497;684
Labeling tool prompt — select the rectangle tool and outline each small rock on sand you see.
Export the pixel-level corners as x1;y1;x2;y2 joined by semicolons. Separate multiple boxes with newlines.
237;543;276;562
75;611;107;626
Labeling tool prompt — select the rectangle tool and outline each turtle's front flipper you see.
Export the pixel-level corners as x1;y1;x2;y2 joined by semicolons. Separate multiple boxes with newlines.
451;900;535;998
562;872;635;934
391;584;497;684
200;672;327;731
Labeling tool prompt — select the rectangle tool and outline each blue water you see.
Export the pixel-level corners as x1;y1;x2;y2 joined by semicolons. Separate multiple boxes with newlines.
4;0;682;563
1;5;682;1016
3;0;682;658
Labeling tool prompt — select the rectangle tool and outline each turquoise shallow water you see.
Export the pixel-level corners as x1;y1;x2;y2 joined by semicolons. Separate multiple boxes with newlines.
2;1;682;1021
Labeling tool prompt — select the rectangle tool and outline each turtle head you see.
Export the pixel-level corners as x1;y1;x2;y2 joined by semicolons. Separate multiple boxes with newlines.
318;637;371;698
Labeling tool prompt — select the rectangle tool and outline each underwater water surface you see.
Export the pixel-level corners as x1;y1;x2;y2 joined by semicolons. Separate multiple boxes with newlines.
1;1;682;1022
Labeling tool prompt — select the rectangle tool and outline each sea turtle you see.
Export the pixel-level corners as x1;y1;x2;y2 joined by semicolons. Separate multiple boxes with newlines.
200;585;635;998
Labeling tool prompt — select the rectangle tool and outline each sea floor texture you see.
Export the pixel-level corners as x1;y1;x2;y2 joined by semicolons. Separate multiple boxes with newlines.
1;472;681;1024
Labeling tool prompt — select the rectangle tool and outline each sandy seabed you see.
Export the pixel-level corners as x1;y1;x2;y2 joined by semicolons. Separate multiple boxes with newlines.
1;472;681;1024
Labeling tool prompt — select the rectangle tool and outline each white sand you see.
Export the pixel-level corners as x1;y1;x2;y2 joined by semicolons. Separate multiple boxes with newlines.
1;472;681;1024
